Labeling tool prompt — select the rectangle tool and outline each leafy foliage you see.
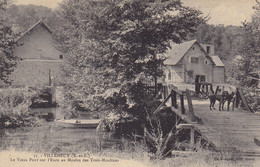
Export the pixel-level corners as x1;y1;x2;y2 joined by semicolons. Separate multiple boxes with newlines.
188;23;244;60
0;0;17;84
56;0;205;124
231;1;260;111
0;88;42;128
5;4;60;33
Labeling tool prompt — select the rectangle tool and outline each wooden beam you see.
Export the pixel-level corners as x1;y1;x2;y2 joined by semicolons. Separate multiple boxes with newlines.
153;91;172;114
186;89;198;122
167;84;182;94
180;93;185;114
172;90;177;108
190;128;195;147
235;88;240;108
237;88;253;112
176;124;195;129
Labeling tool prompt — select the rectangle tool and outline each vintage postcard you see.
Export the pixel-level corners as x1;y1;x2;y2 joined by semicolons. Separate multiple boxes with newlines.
0;0;259;167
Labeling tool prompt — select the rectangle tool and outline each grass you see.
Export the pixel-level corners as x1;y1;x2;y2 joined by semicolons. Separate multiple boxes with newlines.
0;123;257;167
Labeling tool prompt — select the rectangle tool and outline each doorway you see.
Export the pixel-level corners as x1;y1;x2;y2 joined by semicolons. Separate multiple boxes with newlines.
195;75;206;93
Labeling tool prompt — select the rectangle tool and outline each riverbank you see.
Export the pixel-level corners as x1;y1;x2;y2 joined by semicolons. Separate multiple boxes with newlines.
0;122;258;167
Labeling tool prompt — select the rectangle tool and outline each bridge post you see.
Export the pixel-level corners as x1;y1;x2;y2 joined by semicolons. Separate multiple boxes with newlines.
186;89;198;122
237;88;252;112
163;85;166;100
190;128;195;147
180;93;185;114
171;90;177;108
235;88;240;108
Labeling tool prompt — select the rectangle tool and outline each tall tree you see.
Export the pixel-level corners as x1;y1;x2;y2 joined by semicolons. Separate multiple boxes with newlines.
0;0;17;84
236;1;260;87
233;0;260;111
56;0;205;119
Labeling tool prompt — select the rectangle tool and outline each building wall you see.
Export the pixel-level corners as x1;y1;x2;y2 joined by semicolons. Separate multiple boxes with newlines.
165;43;214;84
14;24;62;60
5;23;64;87
213;67;225;83
9;60;63;87
165;65;184;83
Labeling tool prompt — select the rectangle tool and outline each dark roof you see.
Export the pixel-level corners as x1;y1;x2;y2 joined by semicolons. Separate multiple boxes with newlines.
164;39;215;65
15;19;53;42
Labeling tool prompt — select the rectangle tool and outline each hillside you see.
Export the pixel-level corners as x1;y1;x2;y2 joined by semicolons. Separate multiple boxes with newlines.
6;4;59;33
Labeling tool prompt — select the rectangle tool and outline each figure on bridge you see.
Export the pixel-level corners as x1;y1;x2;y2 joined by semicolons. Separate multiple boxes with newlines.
208;88;227;111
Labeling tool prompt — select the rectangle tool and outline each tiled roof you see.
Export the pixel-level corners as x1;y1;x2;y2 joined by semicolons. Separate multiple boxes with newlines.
164;40;197;65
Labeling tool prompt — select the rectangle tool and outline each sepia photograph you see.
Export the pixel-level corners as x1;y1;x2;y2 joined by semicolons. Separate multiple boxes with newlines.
0;0;260;166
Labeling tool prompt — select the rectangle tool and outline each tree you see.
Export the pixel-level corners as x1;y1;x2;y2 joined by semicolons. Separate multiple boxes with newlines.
0;0;17;84
5;4;58;33
56;0;205;121
233;0;260;111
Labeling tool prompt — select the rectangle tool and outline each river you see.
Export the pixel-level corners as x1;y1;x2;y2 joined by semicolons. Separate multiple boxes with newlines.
0;121;116;153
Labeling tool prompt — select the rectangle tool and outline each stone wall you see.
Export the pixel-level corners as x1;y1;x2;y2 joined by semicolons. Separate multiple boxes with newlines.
9;60;63;87
2;22;65;87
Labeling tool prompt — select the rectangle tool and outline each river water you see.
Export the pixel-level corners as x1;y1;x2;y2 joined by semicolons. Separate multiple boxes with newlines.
0;122;117;153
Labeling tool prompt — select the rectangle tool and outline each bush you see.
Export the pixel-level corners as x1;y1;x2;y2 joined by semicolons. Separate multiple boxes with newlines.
0;88;42;128
242;87;260;112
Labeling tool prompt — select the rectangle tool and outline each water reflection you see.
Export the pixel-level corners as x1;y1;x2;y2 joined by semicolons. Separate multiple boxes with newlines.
0;122;112;153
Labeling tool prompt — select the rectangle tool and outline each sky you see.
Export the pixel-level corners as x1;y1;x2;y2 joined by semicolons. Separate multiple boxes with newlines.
13;0;258;26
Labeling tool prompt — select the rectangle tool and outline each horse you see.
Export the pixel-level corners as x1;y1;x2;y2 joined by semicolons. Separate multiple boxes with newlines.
225;91;236;111
208;90;228;111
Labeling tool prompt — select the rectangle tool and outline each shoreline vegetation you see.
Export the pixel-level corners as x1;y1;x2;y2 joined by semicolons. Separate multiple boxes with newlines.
0;88;45;128
0;87;258;166
0;0;259;167
0;122;256;167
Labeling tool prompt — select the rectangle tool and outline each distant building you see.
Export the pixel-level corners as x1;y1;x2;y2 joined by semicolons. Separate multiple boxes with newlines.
164;40;225;86
1;20;63;87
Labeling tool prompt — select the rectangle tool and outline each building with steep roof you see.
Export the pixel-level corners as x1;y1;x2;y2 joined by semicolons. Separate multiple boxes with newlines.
1;20;63;87
164;40;225;86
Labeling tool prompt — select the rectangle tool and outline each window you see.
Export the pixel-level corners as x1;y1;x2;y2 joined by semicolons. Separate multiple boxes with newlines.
192;47;195;50
204;60;208;64
168;72;171;81
190;57;199;64
206;46;210;54
59;55;63;59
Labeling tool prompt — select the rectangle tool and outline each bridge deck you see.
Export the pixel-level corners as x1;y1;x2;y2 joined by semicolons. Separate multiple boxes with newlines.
184;98;260;154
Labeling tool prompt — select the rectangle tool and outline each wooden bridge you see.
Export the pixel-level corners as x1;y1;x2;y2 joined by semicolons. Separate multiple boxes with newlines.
156;84;260;159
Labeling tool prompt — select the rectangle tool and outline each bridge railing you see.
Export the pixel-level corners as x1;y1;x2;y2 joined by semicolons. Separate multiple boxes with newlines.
154;84;200;123
195;83;254;112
